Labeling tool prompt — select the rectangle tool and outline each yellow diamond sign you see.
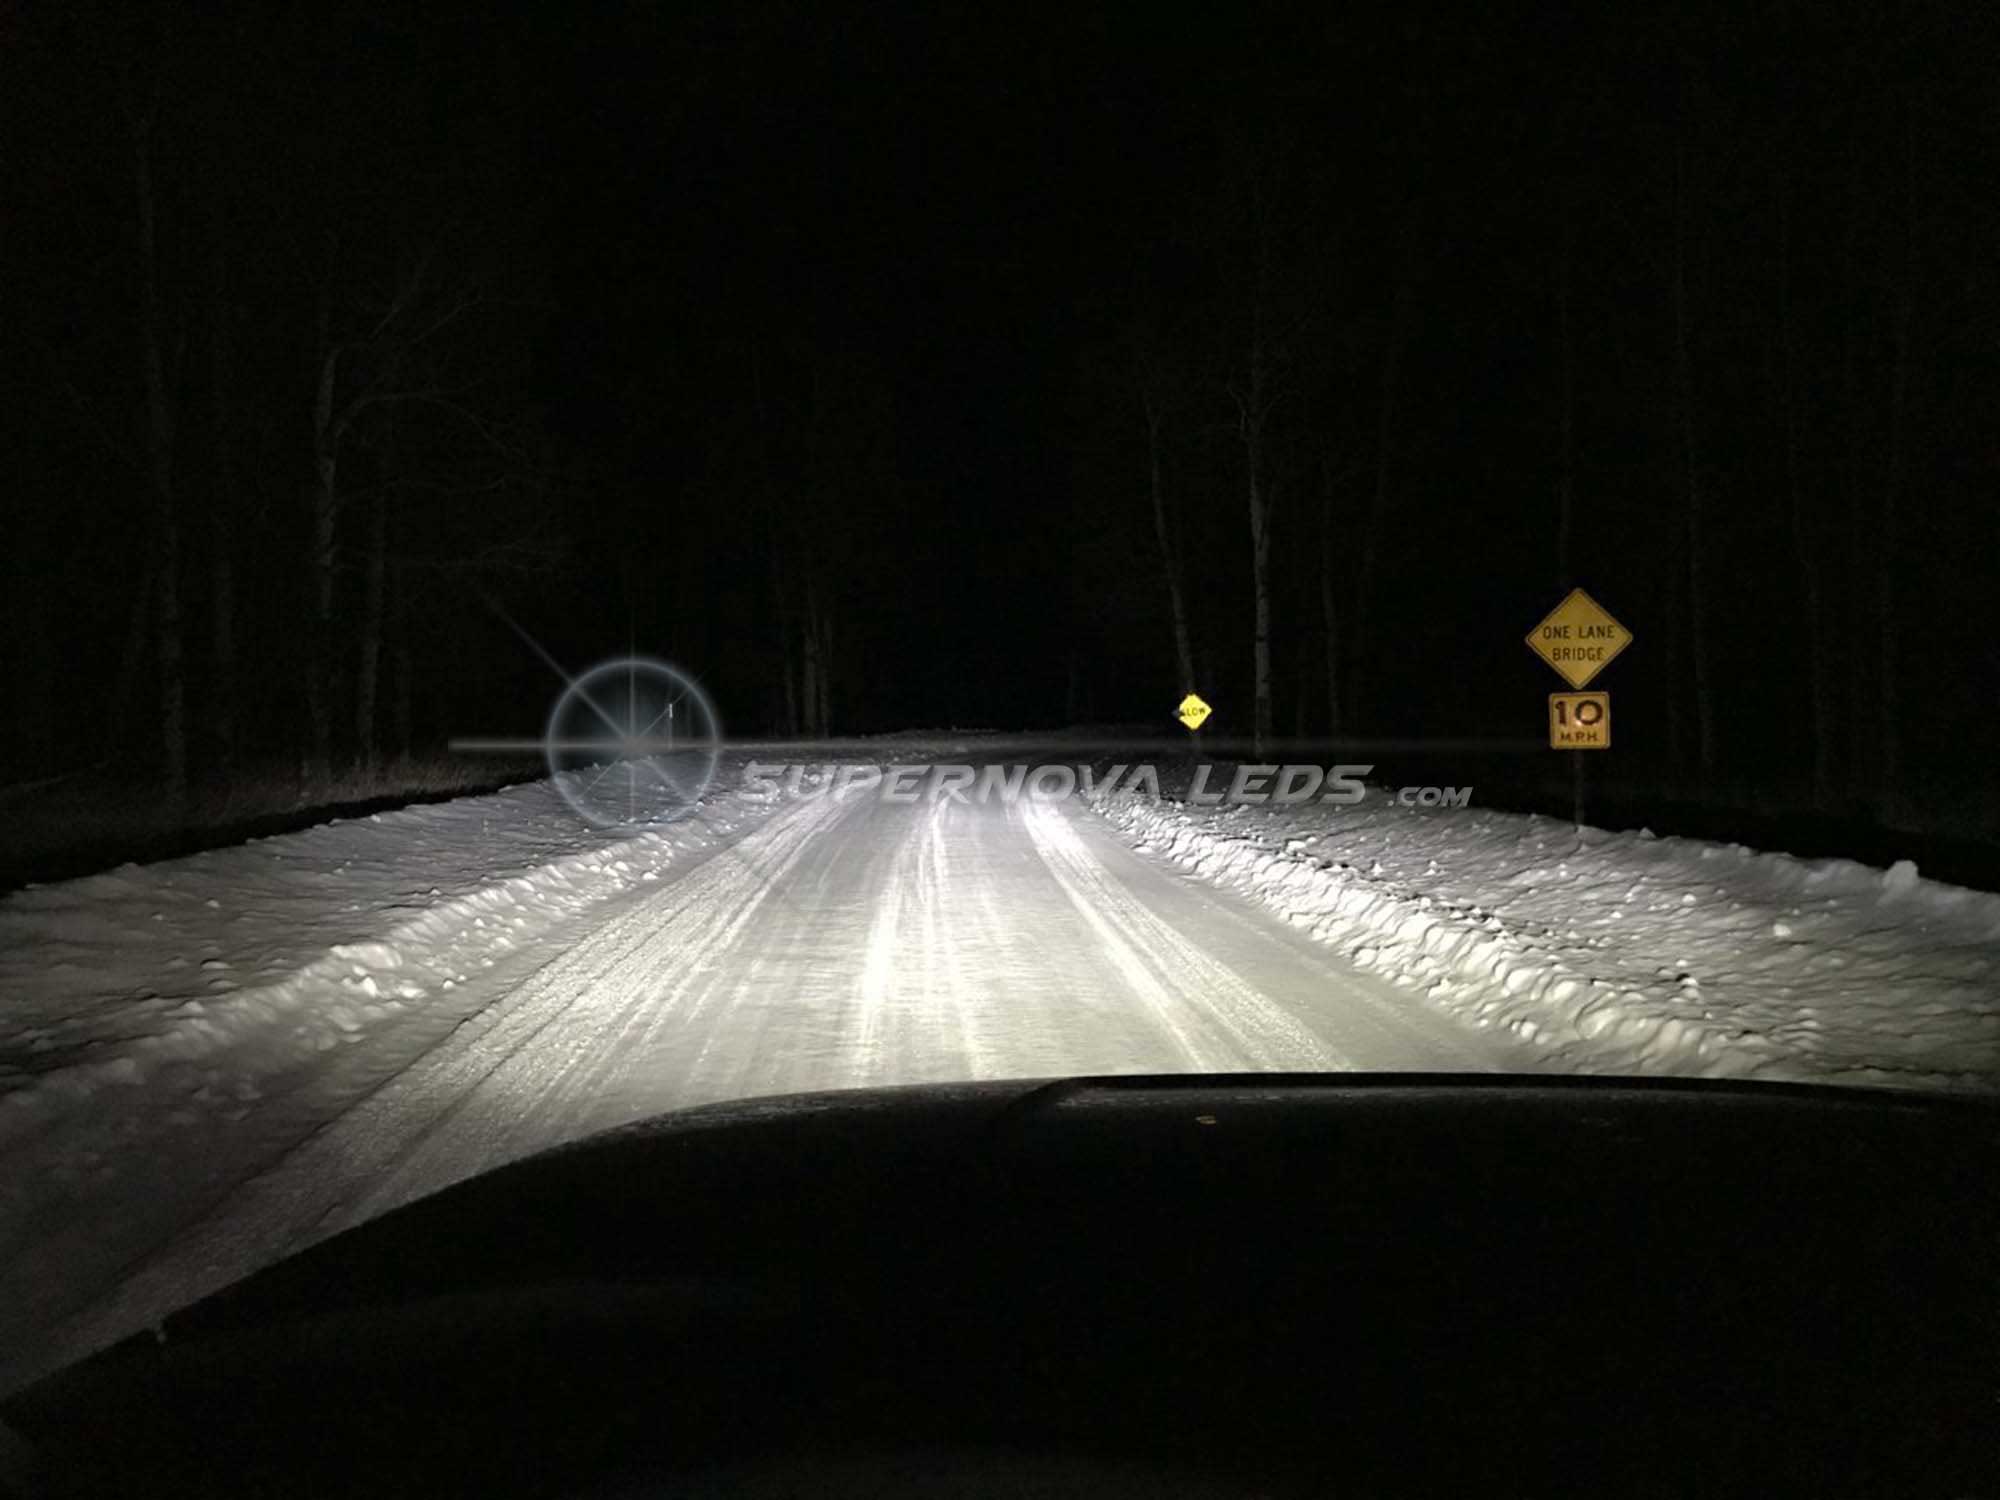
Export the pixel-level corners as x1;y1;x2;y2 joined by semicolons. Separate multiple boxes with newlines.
1176;693;1212;731
1526;588;1632;689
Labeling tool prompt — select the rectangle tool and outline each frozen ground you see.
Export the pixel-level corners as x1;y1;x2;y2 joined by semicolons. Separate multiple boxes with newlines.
1;753;1996;1395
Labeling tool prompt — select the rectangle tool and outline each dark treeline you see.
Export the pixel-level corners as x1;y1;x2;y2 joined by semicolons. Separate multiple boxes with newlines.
3;1;925;802
5;3;1997;838
5;4;563;802
1064;5;2000;834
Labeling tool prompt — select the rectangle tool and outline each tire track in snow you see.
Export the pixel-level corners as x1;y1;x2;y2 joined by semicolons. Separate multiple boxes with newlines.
1022;798;1348;1071
31;792;846;1381
17;778;1526;1395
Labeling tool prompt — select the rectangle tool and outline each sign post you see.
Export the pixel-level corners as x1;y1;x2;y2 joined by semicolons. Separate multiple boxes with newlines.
1176;692;1211;777
1526;590;1630;829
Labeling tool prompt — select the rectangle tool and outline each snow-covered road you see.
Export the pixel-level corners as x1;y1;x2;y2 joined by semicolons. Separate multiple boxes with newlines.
0;776;1529;1394
8;750;1999;1397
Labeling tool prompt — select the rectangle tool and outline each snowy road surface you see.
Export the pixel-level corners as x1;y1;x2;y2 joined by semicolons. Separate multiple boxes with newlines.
0;780;1529;1393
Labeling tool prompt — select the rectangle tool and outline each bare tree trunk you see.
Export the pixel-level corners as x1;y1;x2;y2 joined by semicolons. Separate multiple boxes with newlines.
816;604;834;735
773;539;800;736
1664;502;1686;783
1773;156;1832;808
392;573;413;762
1249;459;1273;756
1319;569;1341;739
154;559;188;799
1554;195;1576;591
781;645;800;738
1318;453;1342;740
1220;150;1289;759
134;113;187;807
209;531;236;763
206;194;238;772
1877;103;1917;794
1836;137;1870;799
110;561;160;744
800;574;823;738
308;333;341;781
355;491;387;772
1672;115;1717;777
1238;265;1275;758
1352;219;1418;729
754;343;802;738
801;648;817;738
9;518;54;776
1144;401;1196;694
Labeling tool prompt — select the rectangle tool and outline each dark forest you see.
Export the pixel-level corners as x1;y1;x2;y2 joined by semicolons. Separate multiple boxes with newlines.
6;1;1997;853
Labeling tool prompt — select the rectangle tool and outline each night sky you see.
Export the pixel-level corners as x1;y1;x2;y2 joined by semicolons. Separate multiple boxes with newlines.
6;0;1999;846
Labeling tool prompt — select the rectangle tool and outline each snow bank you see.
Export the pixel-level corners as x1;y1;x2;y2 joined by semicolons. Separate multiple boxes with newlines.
0;762;776;1140
1089;787;2000;1092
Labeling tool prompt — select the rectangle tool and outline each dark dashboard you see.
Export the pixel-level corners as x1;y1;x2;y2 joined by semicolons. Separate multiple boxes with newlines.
3;1074;1996;1497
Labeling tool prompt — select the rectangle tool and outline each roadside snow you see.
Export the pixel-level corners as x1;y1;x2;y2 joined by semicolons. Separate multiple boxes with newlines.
1089;788;2000;1092
9;756;1997;1122
0;761;775;1141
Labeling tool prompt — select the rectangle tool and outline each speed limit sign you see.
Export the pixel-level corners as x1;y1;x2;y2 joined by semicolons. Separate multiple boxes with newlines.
1549;691;1610;749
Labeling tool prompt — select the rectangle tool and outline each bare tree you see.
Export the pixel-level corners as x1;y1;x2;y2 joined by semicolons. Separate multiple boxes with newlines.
1875;98;1920;793
1126;319;1198;697
304;247;497;776
1671;68;1718;779
1212;138;1309;755
1317;448;1344;739
1347;210;1421;735
205;192;242;773
131;90;189;806
1768;113;1833;807
1552;188;1577;593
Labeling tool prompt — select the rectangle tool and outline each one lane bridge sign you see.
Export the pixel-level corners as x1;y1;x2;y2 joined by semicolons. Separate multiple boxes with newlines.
1526;588;1631;689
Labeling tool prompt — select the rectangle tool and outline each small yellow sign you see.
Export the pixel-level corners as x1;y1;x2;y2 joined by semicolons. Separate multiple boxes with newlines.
1176;693;1212;731
1549;691;1611;749
1527;588;1632;689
